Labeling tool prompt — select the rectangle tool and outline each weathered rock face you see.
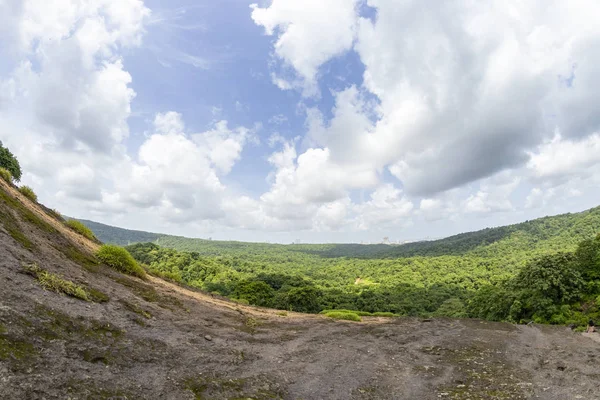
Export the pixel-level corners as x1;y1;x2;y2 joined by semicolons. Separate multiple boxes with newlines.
1;180;600;400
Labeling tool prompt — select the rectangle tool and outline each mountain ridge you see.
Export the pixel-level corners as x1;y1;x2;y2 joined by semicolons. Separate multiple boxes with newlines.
77;205;600;259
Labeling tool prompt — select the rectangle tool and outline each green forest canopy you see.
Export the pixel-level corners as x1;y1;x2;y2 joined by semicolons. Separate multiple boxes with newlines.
86;205;600;328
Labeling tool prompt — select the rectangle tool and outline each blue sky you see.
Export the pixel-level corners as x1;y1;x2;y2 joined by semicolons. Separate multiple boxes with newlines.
2;0;600;243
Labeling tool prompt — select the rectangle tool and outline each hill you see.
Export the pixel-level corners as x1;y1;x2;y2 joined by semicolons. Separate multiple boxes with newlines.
74;218;163;246
76;207;600;323
2;178;600;398
78;206;600;259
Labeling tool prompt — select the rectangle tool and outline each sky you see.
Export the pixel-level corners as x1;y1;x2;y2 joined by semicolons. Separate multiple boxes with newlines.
1;0;600;244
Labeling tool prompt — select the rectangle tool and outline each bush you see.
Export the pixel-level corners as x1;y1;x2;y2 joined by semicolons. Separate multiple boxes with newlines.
19;186;37;202
0;142;22;182
96;244;146;279
325;311;362;322
66;219;97;241
0;168;12;183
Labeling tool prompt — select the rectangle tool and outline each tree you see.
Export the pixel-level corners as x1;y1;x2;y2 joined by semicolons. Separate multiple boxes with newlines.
575;235;600;282
233;280;275;307
0;141;22;182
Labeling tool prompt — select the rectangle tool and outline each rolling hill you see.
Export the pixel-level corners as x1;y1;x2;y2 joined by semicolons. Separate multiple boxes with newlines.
2;177;600;399
77;205;600;259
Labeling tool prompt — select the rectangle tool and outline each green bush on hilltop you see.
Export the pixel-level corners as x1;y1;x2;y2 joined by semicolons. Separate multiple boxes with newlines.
96;244;146;279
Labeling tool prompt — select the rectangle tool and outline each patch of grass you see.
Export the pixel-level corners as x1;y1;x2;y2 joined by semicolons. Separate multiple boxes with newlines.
23;264;90;301
276;311;288;317
321;309;373;317
0;207;34;250
0;189;55;233
372;312;399;318
18;185;37;202
97;244;146;279
0;167;12;183
65;219;97;241
325;311;362;322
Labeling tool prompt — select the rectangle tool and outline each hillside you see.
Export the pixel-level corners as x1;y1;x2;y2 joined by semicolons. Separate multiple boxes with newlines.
75;207;600;323
79;206;600;259
74;218;163;246
2;178;600;399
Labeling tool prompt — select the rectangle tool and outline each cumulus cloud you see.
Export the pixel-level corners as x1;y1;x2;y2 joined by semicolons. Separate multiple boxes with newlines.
255;0;600;200
2;0;600;241
251;0;360;95
527;133;600;182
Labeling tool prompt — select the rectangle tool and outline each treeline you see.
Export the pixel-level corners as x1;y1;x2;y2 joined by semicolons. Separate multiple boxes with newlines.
126;234;600;327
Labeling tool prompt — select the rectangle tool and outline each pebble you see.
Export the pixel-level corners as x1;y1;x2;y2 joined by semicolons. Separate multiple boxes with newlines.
204;335;213;341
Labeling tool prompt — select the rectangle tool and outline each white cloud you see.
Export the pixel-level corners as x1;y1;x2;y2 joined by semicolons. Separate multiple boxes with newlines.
527;133;600;182
251;0;359;95
353;184;413;230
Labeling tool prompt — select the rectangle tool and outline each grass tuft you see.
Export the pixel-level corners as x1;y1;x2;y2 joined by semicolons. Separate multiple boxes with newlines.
65;219;97;241
372;312;399;318
321;309;373;317
23;264;90;301
324;311;362;322
18;185;37;202
96;244;146;279
0;168;12;183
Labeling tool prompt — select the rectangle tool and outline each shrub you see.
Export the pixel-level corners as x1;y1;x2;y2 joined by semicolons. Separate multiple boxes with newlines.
0;142;22;182
96;244;146;279
23;264;90;301
0;168;12;183
325;311;362;322
19;186;37;202
66;219;97;241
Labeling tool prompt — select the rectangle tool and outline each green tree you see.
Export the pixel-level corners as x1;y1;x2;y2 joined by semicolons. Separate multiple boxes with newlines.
233;280;275;307
575;235;600;282
283;286;322;313
0;141;22;182
511;253;585;321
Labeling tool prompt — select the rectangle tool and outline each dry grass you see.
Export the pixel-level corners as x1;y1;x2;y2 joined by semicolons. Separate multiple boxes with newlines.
65;219;97;241
18;186;37;202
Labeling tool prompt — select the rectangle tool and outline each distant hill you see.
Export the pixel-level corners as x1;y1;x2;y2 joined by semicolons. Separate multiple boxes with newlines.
78;205;600;259
75;219;163;246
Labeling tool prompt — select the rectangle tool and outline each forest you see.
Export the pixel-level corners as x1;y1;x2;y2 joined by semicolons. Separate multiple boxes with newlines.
118;206;600;328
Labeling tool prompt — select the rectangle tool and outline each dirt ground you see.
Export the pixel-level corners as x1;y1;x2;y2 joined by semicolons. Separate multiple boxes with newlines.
1;180;600;400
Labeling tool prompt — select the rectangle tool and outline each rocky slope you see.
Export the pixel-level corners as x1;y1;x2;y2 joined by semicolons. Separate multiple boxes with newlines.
1;179;599;399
